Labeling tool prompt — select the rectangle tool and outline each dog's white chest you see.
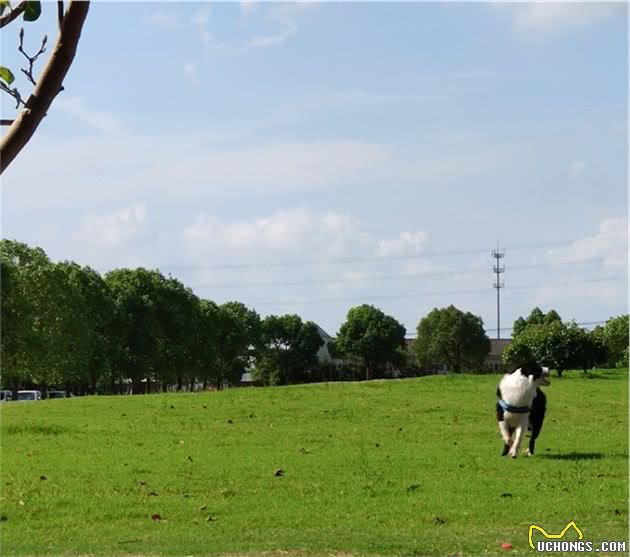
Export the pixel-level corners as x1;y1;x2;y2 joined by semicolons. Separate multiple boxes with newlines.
499;374;537;408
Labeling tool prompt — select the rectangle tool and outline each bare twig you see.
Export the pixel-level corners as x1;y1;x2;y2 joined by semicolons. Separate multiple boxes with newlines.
0;82;25;108
57;1;63;28
0;1;27;29
1;1;90;174
18;28;48;86
1;120;16;127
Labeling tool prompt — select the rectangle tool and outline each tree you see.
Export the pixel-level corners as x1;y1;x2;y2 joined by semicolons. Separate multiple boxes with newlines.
52;261;117;394
512;307;561;337
0;240;80;391
503;320;606;377
413;305;490;373
335;304;406;380
1;1;90;173
563;324;607;374
154;276;200;391
0;256;31;392
504;321;563;375
620;347;629;369
104;268;165;393
73;267;118;393
544;309;562;325
194;299;220;389
257;314;324;385
593;315;629;368
212;302;262;389
105;268;206;393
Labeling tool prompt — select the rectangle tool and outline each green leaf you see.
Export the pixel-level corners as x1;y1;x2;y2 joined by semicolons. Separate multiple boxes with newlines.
0;66;15;86
23;1;41;22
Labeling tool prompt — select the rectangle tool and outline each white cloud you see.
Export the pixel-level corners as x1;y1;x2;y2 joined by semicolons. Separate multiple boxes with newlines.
182;1;315;55
449;69;497;81
530;217;628;310
191;7;209;27
569;160;587;178
147;11;181;28
140;139;390;201
54;97;123;133
511;3;623;34
246;19;296;49
184;63;197;79
244;1;317;49
373;230;454;283
530;276;627;310
1;130;509;213
272;2;319;19
544;217;628;270
201;31;227;55
316;90;448;107
182;208;370;259
180;209;452;300
76;203;146;248
376;231;429;258
240;0;258;16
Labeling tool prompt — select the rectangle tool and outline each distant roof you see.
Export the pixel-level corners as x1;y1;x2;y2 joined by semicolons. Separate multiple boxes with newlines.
488;338;512;357
314;324;332;340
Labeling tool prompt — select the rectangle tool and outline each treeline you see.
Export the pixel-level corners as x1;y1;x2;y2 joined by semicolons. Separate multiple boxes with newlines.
1;240;326;394
503;307;628;376
1;240;627;395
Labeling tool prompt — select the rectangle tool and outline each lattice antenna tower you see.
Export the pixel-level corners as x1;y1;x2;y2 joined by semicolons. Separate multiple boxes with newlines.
492;238;505;339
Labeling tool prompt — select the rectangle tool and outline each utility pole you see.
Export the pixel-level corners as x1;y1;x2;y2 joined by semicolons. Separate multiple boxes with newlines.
492;238;505;339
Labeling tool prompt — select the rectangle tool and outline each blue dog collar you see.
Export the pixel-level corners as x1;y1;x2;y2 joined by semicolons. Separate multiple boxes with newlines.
498;399;530;413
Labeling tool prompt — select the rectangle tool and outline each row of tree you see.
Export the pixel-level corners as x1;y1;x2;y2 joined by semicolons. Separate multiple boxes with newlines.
503;307;628;376
1;240;627;394
1;240;327;393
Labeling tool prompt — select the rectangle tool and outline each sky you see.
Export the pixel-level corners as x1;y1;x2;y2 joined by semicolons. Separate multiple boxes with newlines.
1;1;628;338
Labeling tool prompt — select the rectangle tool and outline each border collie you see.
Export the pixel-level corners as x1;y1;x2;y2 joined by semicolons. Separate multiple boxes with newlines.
495;363;550;458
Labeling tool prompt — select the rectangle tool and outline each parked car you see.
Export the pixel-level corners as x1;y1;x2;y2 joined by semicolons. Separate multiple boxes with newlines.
45;390;67;399
0;390;13;402
17;390;42;401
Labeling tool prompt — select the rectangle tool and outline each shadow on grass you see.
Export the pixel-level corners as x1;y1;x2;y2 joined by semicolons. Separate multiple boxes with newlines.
4;424;68;436
583;374;625;380
539;452;605;461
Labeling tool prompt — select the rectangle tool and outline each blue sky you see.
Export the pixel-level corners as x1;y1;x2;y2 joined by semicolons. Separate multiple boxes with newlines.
1;2;628;337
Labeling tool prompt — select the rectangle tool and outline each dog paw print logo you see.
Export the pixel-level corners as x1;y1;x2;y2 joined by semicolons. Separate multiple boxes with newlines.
528;521;583;550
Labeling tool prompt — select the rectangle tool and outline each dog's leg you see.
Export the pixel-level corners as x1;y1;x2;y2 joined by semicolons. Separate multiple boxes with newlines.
528;420;542;456
509;426;523;458
509;419;527;458
496;402;511;456
509;414;528;458
498;420;511;456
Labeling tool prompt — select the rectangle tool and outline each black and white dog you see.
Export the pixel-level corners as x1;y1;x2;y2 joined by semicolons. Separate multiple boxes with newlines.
495;363;550;458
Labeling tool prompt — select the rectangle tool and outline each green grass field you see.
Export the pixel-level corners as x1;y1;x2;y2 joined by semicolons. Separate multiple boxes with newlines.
1;369;627;556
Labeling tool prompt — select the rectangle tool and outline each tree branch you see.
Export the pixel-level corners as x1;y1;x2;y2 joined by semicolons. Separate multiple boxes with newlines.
0;1;26;29
18;29;48;86
1;1;90;175
57;1;63;28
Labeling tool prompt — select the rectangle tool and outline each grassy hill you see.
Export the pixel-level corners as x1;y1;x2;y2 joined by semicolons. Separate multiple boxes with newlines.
1;369;627;556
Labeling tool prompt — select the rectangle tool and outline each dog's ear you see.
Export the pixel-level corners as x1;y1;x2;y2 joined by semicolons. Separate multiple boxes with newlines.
521;361;543;378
